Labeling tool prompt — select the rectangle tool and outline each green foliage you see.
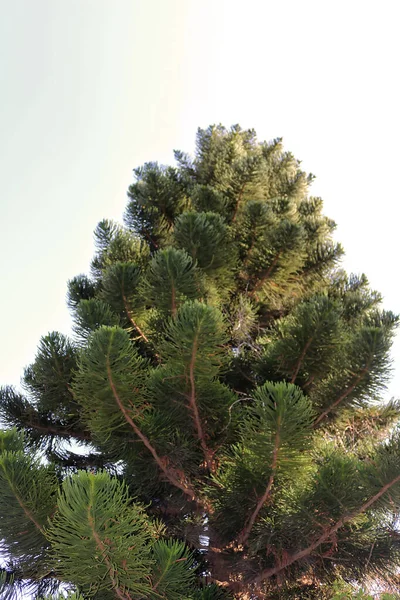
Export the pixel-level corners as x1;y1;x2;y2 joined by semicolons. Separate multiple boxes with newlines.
23;331;77;415
142;247;201;316
259;295;345;386
0;430;58;594
330;578;399;599
173;211;236;277
323;401;400;456
159;301;228;372
0;435;57;558
67;274;98;309
212;382;314;539
73;298;121;342
46;471;155;597
310;310;397;424
193;585;232;599
101;262;143;319
147;301;235;464
38;594;85;600
149;539;194;600
72;326;149;454
91;219;150;278
125;163;188;250
1;124;400;600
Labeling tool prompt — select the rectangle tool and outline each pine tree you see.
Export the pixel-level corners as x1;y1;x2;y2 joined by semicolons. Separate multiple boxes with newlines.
1;125;400;600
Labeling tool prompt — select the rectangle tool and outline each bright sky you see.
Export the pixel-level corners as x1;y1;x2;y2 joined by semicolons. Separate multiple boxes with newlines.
0;0;399;399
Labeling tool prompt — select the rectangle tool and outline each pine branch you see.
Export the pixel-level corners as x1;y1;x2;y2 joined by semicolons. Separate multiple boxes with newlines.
248;473;400;586
101;262;156;348
122;292;150;343
314;363;371;426
87;478;132;600
236;419;281;546
46;471;156;597
25;418;92;442
250;251;282;296
290;336;314;384
149;539;194;598
105;352;197;502
0;462;45;535
232;182;247;223
212;383;313;545
151;552;175;593
188;330;214;472
0;387;91;444
171;281;177;316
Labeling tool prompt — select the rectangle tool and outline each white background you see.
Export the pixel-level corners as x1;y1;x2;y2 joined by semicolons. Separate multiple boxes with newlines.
0;0;399;398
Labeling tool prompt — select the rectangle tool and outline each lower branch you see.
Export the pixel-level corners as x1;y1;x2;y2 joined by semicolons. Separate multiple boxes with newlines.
26;418;92;442
237;424;281;546
106;360;197;502
0;464;45;535
87;488;132;600
188;333;214;472
249;473;400;586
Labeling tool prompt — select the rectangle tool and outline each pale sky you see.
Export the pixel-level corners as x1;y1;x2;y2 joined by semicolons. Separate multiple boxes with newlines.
0;0;399;399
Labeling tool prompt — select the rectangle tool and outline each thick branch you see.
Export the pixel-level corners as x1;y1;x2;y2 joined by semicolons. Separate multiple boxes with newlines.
25;418;92;442
314;364;370;426
249;473;400;586
237;420;281;546
106;359;197;501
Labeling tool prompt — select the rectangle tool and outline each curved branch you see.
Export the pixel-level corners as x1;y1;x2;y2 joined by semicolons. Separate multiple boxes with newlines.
237;420;281;546
188;332;214;472
120;283;161;362
106;358;197;501
249;473;400;586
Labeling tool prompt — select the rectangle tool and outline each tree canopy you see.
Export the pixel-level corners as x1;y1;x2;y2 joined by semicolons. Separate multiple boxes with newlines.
1;125;399;599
